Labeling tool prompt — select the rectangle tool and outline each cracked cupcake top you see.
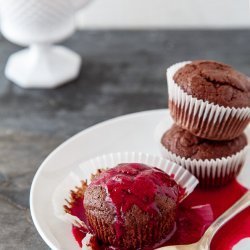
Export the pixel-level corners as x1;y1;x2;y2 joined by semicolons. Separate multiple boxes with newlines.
173;60;250;108
161;124;247;160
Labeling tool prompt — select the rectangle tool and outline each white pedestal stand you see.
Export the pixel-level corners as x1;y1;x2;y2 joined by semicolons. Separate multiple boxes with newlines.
5;44;81;89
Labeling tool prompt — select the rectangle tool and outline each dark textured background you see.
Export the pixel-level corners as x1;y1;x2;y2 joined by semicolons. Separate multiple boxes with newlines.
0;30;250;249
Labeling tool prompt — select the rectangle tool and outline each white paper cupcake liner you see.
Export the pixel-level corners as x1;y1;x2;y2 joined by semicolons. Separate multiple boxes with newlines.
155;119;250;187
161;145;249;187
52;152;198;236
167;61;250;141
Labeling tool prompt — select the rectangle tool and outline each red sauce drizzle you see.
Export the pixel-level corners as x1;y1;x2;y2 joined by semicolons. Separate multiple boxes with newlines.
68;169;250;249
64;182;89;248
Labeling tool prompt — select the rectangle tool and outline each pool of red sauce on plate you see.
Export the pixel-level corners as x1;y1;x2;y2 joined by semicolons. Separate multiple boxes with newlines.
69;179;250;249
184;180;250;250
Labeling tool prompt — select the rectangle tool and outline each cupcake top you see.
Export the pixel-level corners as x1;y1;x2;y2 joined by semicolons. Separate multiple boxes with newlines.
173;60;250;108
161;124;247;160
86;163;179;208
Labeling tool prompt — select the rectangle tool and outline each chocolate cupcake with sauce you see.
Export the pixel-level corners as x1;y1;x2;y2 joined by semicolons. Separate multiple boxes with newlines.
160;124;248;187
84;163;180;249
167;60;250;140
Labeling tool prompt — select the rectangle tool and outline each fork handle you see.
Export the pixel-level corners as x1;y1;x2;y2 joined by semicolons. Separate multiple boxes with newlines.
200;190;250;248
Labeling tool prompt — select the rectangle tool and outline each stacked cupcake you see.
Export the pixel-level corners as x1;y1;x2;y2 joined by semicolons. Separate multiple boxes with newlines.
160;60;250;187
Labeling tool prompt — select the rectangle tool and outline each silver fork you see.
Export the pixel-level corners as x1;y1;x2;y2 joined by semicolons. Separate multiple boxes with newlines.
157;190;250;250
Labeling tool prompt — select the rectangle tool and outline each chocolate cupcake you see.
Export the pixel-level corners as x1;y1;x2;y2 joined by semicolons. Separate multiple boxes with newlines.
161;124;248;187
84;163;180;249
167;60;250;140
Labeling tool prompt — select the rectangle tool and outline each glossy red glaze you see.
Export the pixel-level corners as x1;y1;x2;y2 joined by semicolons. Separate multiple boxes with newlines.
70;170;250;250
182;180;250;250
69;195;88;248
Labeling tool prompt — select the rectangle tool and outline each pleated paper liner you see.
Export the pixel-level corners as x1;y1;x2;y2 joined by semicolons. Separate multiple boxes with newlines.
167;61;250;141
160;145;248;188
155;119;249;188
52;152;198;245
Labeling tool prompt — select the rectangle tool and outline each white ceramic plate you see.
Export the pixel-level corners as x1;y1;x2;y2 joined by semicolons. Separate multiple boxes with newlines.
30;109;250;250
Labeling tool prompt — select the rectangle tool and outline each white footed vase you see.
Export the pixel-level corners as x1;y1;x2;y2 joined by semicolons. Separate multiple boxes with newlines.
0;0;91;88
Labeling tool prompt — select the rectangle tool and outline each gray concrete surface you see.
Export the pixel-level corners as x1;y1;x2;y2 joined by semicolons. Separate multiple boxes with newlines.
0;30;250;249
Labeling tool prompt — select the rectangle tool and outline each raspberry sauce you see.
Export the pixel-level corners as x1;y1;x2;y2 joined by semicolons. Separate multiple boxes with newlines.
68;172;250;249
182;180;250;250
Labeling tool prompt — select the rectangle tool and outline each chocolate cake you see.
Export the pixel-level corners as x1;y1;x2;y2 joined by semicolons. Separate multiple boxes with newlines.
83;163;180;249
167;60;250;140
160;124;248;187
161;124;248;160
